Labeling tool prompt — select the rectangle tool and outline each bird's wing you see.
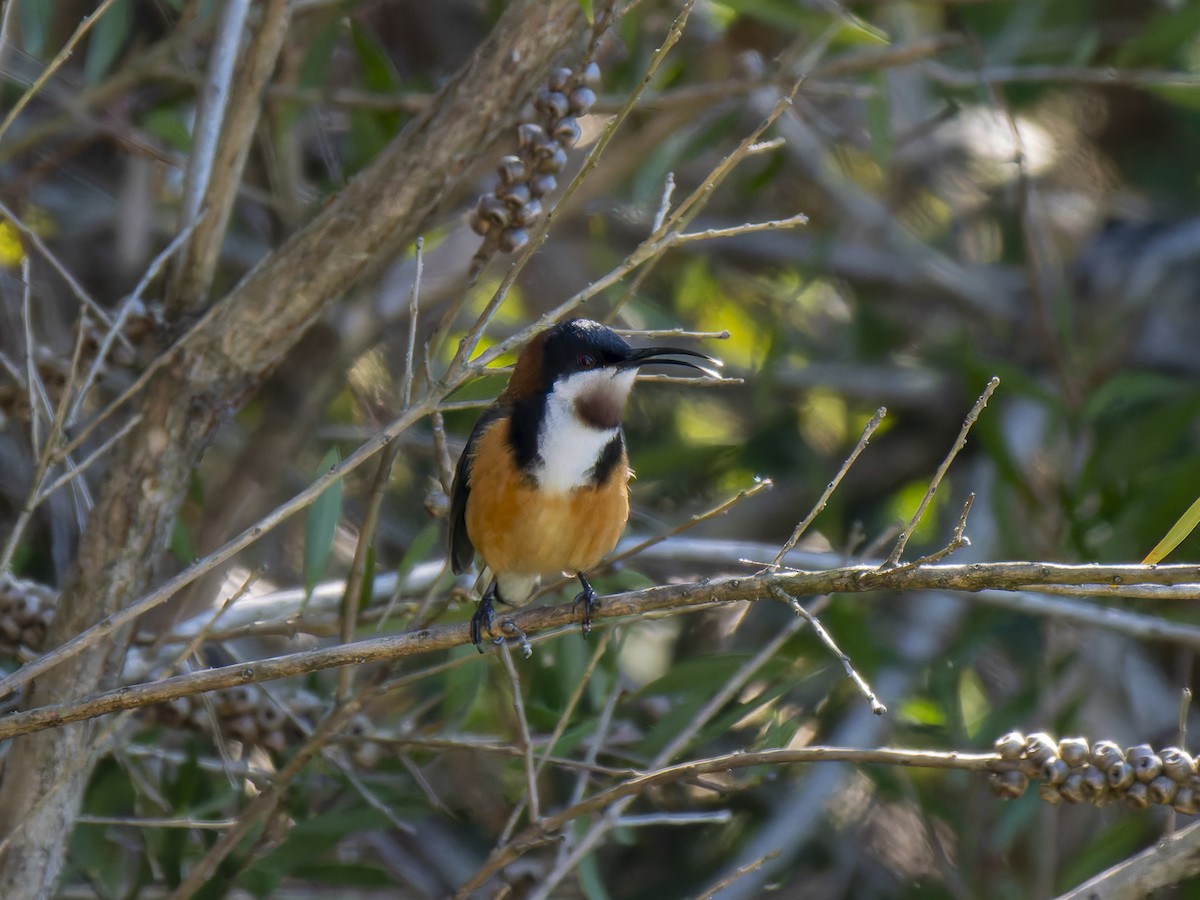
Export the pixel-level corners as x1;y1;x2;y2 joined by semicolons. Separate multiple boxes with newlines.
449;401;508;574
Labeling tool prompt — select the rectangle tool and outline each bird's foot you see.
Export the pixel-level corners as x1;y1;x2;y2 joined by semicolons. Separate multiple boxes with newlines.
470;592;532;657
469;595;498;652
572;573;600;636
499;618;533;658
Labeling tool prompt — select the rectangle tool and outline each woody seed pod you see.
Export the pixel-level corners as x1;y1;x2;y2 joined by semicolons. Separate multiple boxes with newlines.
1058;737;1090;768
535;146;569;174
469;211;491;236
568;85;597;114
1149;774;1179;805
256;703;286;732
580;61;601;87
262;729;288;756
477;195;510;228
1124;781;1149;809
0;617;21;644
994;731;1026;760
1127;745;1163;783
1161;747;1195;782
1059;772;1085;804
497;182;531;207
1092;740;1124;770
553;118;582;148
10;595;39;625
1174;787;1199;815
548;66;574;92
1024;732;1058;766
529;174;557;198
225;685;258;715
517;123;547;150
1042;758;1070;786
1082;767;1108;805
20;625;43;648
515;199;543;227
1037;782;1062;806
1108;761;1136;791
499;228;529;254
226;714;259;744
497;155;526;185
991;770;1029;799
535;89;571;121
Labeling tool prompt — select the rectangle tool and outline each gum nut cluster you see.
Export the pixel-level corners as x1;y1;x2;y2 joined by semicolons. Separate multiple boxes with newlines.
153;684;385;767
0;576;52;655
469;61;600;254
990;730;1200;814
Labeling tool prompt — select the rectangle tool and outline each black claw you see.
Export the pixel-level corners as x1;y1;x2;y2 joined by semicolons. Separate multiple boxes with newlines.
572;572;600;636
470;582;499;652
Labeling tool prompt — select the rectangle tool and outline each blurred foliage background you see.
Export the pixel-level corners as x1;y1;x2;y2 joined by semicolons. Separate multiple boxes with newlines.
4;0;1200;897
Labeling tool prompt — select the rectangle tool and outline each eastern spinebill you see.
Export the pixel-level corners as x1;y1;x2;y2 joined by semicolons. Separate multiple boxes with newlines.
449;319;720;650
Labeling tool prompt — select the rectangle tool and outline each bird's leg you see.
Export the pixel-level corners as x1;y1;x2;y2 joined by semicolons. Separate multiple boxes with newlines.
572;572;599;636
470;579;500;651
470;578;531;655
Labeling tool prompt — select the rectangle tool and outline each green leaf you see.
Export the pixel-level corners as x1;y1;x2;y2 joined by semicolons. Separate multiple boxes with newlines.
304;448;343;598
84;0;133;84
1115;2;1200;67
16;0;50;55
143;106;193;151
577;0;594;24
349;22;401;93
1143;494;1200;564
357;544;376;613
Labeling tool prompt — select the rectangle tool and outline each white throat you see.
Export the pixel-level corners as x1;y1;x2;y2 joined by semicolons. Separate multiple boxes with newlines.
534;368;636;493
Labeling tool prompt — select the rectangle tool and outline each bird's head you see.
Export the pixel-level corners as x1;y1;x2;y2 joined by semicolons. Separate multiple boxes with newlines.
505;319;720;430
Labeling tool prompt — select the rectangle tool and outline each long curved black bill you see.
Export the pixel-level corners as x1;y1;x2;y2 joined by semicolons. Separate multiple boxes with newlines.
619;346;723;379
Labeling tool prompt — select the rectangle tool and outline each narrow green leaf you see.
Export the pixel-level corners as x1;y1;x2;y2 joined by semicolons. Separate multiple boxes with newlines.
304;448;343;598
83;0;133;84
1143;494;1200;564
17;0;50;55
577;0;594;25
357;544;375;613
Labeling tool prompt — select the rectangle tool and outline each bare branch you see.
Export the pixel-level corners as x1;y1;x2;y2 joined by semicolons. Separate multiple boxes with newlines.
885;377;999;567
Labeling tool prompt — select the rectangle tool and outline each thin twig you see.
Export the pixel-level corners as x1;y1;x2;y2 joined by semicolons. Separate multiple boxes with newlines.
67;219;202;426
768;406;886;571
0;307;90;574
0;198;114;327
672;212;809;245
884;377;999;567
772;587;886;715
0;0;126;146
499;642;540;822
442;0;694;383
693;850;781;900
894;493;975;569
0;398;441;699
401;237;424;408
178;0;249;226
651;171;675;232
35;415;143;504
20;256;39;456
458;746;1004;899
528;605;810;899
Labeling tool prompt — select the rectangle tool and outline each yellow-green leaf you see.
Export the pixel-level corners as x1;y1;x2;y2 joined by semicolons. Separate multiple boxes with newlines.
1143;494;1200;564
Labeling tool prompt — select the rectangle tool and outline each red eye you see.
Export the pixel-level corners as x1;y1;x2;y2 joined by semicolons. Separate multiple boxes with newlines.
577;353;597;369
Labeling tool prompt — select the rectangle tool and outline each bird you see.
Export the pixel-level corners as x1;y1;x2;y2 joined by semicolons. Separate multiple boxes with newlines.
449;318;720;651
